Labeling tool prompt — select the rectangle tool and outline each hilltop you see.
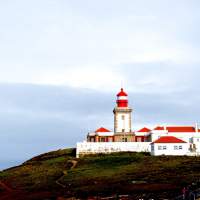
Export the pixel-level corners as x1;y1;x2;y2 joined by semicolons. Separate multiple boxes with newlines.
1;149;200;199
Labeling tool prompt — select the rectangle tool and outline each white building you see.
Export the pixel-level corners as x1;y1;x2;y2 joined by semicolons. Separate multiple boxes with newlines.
150;136;188;156
150;125;200;144
76;88;200;157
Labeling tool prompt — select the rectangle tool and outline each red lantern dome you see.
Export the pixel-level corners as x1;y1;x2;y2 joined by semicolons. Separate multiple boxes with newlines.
116;88;128;107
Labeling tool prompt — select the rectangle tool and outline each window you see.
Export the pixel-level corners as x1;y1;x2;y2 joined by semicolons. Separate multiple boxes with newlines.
121;115;125;120
100;138;105;142
179;146;182;150
158;146;167;150
122;129;125;132
163;146;167;150
151;145;154;151
108;137;113;142
122;137;128;142
174;146;178;150
158;146;162;150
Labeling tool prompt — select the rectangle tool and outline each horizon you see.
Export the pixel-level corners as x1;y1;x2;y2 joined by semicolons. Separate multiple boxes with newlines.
1;0;200;170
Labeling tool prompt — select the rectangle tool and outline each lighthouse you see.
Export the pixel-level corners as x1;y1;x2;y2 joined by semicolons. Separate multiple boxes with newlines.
113;88;132;133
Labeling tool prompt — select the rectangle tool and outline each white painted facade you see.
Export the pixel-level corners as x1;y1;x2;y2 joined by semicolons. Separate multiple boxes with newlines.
135;132;151;136
88;132;114;137
76;142;150;158
149;130;200;155
150;131;200;144
115;112;130;132
76;140;200;157
113;107;132;133
151;143;189;156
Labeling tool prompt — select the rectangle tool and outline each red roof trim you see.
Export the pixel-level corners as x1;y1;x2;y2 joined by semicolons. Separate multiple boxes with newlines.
95;127;111;133
137;127;151;132
152;136;187;144
154;126;164;131
153;126;200;132
167;126;196;132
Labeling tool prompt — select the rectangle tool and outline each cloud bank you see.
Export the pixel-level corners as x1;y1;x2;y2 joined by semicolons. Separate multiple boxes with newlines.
0;0;200;169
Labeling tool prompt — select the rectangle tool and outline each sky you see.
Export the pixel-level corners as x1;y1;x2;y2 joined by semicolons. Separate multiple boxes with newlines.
1;0;200;170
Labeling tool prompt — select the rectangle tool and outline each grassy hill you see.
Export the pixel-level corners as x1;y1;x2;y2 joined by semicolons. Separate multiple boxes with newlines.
1;149;200;199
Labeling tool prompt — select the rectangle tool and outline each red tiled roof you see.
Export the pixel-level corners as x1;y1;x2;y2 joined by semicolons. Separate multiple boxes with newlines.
95;127;111;133
152;136;187;144
117;88;128;97
153;126;199;132
167;126;195;132
137;127;151;132
154;126;164;131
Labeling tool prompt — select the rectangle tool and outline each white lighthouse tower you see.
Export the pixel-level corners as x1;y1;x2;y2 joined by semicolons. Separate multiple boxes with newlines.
113;88;132;133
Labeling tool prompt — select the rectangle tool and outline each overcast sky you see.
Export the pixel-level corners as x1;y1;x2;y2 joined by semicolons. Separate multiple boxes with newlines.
1;0;200;170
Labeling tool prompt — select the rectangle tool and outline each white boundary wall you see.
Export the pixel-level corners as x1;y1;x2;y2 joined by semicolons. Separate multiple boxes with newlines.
76;142;151;158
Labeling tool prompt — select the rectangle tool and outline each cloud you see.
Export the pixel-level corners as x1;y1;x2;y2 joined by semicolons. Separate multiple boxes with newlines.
1;0;200;88
1;0;200;169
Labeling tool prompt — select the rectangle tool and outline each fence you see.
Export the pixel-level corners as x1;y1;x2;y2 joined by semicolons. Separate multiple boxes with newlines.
76;142;151;158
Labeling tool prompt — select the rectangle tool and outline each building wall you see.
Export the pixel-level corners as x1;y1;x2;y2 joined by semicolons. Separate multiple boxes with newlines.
114;107;132;133
87;134;135;142
150;131;168;141
115;112;131;133
135;136;149;142
151;143;189;156
190;137;200;153
151;131;200;143
76;142;151;158
114;134;135;142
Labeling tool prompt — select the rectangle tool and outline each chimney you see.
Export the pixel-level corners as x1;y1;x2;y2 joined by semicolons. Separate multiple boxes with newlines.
164;125;169;135
195;123;199;133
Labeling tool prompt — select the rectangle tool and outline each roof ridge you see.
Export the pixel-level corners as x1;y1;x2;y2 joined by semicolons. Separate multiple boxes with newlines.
152;136;187;144
95;127;111;133
137;127;151;132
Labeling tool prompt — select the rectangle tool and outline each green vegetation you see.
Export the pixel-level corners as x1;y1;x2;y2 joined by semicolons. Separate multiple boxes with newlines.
0;148;76;191
1;149;200;199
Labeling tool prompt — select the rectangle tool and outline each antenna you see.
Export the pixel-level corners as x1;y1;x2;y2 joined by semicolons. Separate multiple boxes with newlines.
121;80;123;89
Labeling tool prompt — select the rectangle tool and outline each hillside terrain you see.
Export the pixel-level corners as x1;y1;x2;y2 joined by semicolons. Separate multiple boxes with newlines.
1;149;200;199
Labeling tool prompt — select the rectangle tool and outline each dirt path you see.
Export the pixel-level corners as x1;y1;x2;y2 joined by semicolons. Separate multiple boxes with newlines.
70;160;78;169
55;160;78;188
0;181;13;192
